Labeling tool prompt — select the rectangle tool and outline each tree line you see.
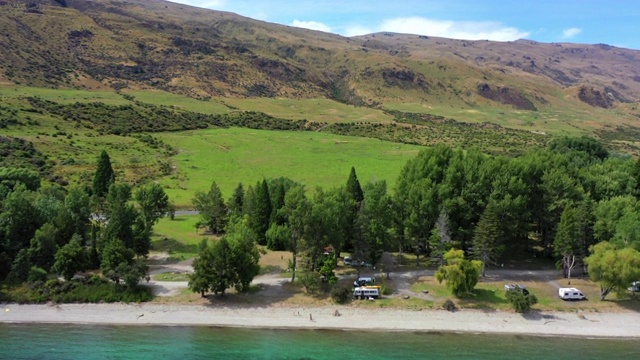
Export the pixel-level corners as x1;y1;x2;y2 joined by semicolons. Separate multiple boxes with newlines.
191;136;640;299
0;150;171;301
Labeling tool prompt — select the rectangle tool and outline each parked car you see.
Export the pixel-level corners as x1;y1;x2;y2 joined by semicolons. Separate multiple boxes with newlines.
628;281;640;292
504;284;529;295
354;277;376;287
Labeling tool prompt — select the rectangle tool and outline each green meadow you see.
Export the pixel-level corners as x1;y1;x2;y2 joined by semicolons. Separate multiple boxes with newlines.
154;127;424;207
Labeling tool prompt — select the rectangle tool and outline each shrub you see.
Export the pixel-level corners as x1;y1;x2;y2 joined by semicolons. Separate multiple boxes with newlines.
331;284;352;304
443;299;457;312
28;266;48;283
506;290;538;313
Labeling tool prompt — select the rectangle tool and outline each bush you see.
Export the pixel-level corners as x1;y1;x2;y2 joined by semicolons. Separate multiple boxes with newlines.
506;290;538;313
443;299;457;312
28;267;48;283
331;284;352;304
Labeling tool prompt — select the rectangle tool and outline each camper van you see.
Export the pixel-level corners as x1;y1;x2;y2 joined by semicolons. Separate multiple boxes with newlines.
558;288;586;301
353;286;380;299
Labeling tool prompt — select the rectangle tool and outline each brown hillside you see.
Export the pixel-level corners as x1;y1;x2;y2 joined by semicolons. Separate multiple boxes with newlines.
1;0;639;119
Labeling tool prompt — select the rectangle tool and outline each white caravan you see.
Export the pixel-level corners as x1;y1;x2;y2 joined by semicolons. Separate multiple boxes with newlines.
558;287;586;300
353;286;380;299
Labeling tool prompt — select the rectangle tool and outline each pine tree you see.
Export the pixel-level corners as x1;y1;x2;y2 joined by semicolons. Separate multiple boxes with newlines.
227;183;244;216
193;181;228;235
253;179;272;245
346;166;364;203
92;150;115;198
470;201;504;277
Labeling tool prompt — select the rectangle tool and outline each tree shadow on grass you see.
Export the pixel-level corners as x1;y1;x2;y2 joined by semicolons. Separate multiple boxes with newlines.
201;282;299;308
602;294;640;312
457;288;508;310
150;237;198;263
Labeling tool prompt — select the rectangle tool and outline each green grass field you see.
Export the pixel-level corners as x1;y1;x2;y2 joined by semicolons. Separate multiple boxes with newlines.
154;127;424;207
150;215;211;260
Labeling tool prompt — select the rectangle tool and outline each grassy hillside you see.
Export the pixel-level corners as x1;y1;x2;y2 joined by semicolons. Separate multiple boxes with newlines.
1;0;639;141
154;127;423;206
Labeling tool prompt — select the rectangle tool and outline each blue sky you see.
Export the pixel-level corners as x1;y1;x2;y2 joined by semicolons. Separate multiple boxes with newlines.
170;0;640;49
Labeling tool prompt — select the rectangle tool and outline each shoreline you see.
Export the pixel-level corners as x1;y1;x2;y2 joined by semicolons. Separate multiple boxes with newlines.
2;303;639;338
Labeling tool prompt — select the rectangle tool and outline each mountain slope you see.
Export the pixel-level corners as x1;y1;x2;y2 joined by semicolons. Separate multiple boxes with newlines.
1;0;640;130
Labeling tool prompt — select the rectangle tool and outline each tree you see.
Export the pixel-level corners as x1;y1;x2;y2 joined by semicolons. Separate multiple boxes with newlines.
380;252;396;279
281;186;309;283
435;249;482;297
584;241;640;300
193;181;228;235
189;240;215;297
359;181;392;269
224;216;261;292
344;167;364;251
506;289;538;313
252;179;272;245
227;183;244;216
28;222;58;271
53;234;86;281
429;210;452;267
6;249;31;284
56;187;91;245
100;239;134;284
554;204;586;280
188;217;261;296
92;150;115;198
103;183;136;247
470;200;505;277
0;167;41;191
135;183;170;233
1;185;42;259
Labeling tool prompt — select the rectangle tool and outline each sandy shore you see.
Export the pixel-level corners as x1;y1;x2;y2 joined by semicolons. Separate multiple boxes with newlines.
2;303;639;338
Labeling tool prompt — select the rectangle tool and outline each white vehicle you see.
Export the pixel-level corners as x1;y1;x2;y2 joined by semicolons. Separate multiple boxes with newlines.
354;277;376;287
343;256;352;266
558;287;586;301
353;286;380;299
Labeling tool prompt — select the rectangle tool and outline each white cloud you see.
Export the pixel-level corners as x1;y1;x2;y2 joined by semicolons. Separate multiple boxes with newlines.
562;27;582;39
371;17;528;41
344;25;374;37
291;19;332;33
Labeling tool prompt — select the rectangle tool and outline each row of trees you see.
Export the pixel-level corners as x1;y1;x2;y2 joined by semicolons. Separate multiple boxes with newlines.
191;137;640;298
0;151;171;290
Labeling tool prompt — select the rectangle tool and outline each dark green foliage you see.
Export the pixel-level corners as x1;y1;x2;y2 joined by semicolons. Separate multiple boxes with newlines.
28;266;47;283
56;187;91;245
346;166;364;203
7;249;31;284
193;181;228;235
103;183;142;254
135;183;170;233
443;299;457;312
548;136;609;160
319;255;338;284
266;223;290;251
28;222;58;270
27;98;309;135
4;276;153;303
188;217;260;296
0;252;11;281
471;200;505;276
100;239;134;284
0;137;50;177
93;150;115;198
53;235;87;281
330;283;352;304
1;186;42;258
252;179;272;245
227;183;244;216
505;289;538;313
0;167;41;191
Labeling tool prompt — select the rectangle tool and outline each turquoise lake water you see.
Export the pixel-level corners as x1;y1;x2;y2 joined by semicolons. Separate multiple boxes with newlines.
1;324;638;359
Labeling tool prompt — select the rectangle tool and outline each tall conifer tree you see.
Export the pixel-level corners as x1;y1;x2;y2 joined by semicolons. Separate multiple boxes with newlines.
93;150;115;198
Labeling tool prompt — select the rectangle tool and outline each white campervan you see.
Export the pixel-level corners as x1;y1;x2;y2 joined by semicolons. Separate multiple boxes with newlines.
558;288;586;301
353;286;380;299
